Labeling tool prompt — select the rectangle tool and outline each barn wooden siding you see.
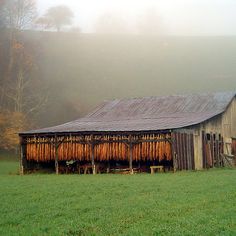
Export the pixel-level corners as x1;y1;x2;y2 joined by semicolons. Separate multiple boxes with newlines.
200;97;236;156
221;97;236;140
24;133;172;163
172;132;195;170
202;131;224;168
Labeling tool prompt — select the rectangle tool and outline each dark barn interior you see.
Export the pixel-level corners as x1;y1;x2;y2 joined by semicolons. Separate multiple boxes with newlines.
20;132;176;174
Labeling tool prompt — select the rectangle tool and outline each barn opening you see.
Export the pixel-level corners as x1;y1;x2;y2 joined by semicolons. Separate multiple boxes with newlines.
20;132;180;174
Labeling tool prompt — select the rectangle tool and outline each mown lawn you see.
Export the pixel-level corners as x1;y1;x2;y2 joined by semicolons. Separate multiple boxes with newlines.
0;157;235;236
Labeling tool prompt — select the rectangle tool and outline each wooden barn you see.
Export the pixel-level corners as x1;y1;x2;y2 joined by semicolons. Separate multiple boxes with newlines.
19;91;236;174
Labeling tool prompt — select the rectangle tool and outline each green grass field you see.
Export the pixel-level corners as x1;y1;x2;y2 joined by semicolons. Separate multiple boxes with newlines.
0;154;235;236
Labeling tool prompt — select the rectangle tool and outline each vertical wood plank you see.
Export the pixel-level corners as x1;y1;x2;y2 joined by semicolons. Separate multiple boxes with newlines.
181;133;184;170
190;134;195;170
186;134;191;170
183;133;187;170
171;132;177;172
176;133;181;170
202;131;206;169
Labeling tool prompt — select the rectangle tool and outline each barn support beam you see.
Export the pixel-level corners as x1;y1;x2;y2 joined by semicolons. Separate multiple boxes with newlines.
19;137;26;175
129;135;133;174
55;136;59;175
25;137;171;145
91;135;96;175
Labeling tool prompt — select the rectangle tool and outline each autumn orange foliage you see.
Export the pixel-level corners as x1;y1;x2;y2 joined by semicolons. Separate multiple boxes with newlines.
0;111;28;150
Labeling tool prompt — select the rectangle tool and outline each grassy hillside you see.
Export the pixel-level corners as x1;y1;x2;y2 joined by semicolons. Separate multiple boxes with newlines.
0;158;235;235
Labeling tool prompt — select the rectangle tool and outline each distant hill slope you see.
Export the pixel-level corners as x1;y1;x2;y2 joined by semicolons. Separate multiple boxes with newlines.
7;32;236;126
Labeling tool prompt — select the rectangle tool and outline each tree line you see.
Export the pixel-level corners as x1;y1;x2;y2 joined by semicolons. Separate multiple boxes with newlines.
0;0;74;151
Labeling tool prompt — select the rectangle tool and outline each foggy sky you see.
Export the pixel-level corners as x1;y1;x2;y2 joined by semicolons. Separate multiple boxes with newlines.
37;0;236;35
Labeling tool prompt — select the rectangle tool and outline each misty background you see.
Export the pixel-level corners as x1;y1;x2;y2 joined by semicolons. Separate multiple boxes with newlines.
0;0;236;150
38;0;236;35
37;33;236;126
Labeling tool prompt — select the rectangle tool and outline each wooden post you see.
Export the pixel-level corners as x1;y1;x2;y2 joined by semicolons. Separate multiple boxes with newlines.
210;133;216;167
91;135;96;175
129;135;133;174
201;131;205;168
19;136;24;175
216;133;221;167
55;136;59;175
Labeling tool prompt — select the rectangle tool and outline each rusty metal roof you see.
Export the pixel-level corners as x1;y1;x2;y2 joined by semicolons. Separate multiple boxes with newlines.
20;91;235;135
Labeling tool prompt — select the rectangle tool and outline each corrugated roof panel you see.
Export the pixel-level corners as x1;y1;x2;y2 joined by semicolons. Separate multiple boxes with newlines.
20;91;235;134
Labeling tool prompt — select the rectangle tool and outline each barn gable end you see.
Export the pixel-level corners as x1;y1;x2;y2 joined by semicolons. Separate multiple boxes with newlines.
192;96;236;169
